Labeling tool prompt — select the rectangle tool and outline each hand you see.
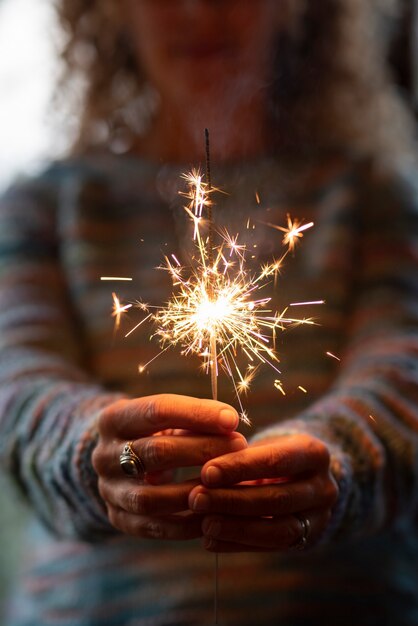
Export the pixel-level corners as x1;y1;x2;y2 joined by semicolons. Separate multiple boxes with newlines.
92;393;247;540
188;433;338;552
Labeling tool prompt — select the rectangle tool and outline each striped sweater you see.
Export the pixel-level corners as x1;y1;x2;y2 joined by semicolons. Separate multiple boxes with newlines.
0;151;417;626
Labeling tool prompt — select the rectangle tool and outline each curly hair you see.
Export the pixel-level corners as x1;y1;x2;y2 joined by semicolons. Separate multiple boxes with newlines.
55;0;416;160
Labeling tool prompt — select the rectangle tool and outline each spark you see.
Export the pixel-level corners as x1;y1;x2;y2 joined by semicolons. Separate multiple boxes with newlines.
240;410;252;427
112;292;132;331
266;214;314;252
298;385;307;393
101;276;133;281
222;230;246;260
290;300;325;307
274;379;286;396
180;168;218;218
326;351;341;362
124;313;152;338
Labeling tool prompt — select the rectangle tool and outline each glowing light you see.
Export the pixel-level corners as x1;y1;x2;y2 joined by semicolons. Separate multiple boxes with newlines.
290;300;325;307
266;214;314;252
326;351;341;362
108;168;316;422
112;292;132;331
274;379;286;396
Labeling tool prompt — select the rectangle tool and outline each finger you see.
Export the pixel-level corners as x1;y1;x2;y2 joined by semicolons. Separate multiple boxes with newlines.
201;435;330;486
202;508;331;551
100;478;200;516
96;433;247;477
189;475;337;516
99;394;239;439
107;507;203;540
145;469;176;485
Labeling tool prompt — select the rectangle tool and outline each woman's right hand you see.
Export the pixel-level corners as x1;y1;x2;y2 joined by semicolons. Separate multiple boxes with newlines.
92;394;247;540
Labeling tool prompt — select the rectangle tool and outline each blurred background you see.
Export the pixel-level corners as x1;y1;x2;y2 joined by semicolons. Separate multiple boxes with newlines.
0;1;65;620
0;0;67;192
0;0;417;623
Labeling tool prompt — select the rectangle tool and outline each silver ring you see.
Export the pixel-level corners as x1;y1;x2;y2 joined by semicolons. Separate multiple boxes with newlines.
293;515;310;550
119;442;146;478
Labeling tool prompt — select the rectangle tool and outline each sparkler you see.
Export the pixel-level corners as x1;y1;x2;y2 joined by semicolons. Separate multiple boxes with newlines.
103;162;316;423
102;132;318;624
130;178;315;424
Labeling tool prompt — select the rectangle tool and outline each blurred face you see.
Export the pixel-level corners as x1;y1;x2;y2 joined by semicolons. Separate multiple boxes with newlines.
124;0;281;107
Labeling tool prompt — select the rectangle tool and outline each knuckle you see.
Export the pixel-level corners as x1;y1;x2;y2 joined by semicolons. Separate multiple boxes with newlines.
299;434;330;468
265;446;282;473
97;478;109;503
107;507;121;531
143;437;172;469
312;510;332;541
190;398;206;422
276;520;296;548
142;394;174;428
304;480;316;504
91;443;107;476
139;519;166;540
142;396;158;424
314;438;331;467
91;445;101;472
126;489;144;514
97;407;112;434
313;472;338;507
98;400;124;435
273;487;293;514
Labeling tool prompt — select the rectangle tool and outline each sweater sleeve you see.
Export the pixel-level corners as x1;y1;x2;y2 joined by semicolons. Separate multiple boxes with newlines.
0;170;122;541
252;162;418;543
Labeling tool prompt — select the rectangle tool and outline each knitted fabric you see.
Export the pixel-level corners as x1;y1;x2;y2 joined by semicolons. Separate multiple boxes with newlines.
0;151;417;626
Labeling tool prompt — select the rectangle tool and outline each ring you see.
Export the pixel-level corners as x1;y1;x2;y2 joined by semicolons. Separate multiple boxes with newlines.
293;515;310;550
119;442;146;478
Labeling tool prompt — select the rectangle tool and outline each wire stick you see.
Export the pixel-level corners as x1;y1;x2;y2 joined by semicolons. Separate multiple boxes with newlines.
214;553;219;625
205;128;214;274
206;128;219;625
210;332;219;625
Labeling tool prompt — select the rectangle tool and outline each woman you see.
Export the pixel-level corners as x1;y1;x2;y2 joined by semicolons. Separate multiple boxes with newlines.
0;1;417;624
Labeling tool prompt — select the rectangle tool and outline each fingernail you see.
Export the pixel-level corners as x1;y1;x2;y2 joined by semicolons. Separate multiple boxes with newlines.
219;408;238;430
202;518;221;538
204;466;222;486
191;492;211;512
230;436;247;451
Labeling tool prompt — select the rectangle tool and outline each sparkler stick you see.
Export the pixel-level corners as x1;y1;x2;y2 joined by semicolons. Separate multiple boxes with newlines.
205;128;218;408
204;129;220;626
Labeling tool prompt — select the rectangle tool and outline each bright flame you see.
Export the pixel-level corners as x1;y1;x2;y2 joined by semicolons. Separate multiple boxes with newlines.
108;169;318;422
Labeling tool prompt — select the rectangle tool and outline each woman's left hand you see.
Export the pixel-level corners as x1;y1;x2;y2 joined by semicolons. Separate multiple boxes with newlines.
188;433;338;552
